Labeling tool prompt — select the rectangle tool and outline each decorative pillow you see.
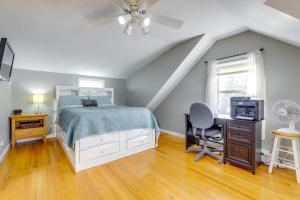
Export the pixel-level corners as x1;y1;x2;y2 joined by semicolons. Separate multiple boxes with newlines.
58;96;87;109
82;99;98;107
89;96;112;105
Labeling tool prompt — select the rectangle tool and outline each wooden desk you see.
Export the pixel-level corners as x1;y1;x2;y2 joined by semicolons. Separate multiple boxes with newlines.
185;114;228;150
11;113;48;147
185;114;262;174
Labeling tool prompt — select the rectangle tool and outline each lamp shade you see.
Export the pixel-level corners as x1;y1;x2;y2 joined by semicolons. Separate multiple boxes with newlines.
32;94;44;104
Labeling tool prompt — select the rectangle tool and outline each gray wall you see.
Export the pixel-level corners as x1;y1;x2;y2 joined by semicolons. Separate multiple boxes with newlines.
0;81;12;156
154;30;300;150
126;36;202;107
11;69;126;133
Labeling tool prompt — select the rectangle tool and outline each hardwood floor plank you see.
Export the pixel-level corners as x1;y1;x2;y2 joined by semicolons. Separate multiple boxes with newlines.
0;133;299;200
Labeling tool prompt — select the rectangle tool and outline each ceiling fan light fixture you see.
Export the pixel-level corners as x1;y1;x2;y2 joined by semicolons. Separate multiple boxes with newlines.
118;15;126;25
124;22;133;36
141;26;150;35
143;17;151;27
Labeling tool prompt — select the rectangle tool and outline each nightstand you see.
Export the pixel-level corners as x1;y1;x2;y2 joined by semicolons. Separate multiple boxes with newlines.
10;113;48;147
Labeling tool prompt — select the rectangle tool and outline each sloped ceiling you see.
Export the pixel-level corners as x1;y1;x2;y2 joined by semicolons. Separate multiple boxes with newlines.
265;0;300;20
0;0;299;79
217;0;300;47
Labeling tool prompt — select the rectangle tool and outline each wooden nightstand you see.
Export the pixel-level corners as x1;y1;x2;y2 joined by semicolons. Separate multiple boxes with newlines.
10;113;48;147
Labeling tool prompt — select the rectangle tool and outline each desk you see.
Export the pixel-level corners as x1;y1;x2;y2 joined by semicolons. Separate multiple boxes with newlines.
185;114;262;174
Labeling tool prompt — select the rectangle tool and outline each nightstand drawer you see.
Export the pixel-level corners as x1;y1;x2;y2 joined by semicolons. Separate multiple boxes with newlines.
15;129;30;138
30;127;44;136
15;127;44;138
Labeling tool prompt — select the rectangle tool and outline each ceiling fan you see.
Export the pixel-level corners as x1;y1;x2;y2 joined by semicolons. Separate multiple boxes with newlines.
92;0;184;36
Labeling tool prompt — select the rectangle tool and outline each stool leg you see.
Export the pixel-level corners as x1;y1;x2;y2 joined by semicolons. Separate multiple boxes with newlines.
269;135;279;174
292;138;300;183
274;137;281;168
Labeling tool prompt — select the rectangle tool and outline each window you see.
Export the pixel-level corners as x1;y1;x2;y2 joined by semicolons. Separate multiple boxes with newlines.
207;50;265;117
78;78;105;88
206;50;266;138
216;58;254;115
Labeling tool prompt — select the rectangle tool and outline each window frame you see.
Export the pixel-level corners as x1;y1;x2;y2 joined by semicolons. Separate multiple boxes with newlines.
215;59;251;115
78;78;105;89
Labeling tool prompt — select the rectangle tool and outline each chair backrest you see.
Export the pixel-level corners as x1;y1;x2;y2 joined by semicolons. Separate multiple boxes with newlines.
190;103;214;129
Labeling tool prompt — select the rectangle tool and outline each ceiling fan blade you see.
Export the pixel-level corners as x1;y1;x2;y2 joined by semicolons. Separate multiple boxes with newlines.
151;15;183;29
140;0;159;9
113;0;131;11
92;14;121;25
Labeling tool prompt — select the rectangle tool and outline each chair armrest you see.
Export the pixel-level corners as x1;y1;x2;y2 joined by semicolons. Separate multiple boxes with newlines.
192;128;200;139
212;125;224;142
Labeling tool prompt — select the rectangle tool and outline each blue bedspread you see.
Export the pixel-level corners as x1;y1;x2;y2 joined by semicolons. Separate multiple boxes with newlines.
59;105;160;147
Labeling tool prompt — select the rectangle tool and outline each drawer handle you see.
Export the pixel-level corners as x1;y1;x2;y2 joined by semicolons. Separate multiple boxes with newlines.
140;140;144;143
100;150;104;154
234;148;241;152
100;138;103;142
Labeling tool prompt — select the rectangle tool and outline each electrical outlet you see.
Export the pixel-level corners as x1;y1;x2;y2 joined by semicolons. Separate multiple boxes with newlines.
0;139;4;146
261;149;271;165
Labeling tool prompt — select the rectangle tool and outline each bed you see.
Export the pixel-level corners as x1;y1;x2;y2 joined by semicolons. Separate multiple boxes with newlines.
54;86;160;172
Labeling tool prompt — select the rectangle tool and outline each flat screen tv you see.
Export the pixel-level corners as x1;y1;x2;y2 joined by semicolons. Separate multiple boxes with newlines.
0;38;15;82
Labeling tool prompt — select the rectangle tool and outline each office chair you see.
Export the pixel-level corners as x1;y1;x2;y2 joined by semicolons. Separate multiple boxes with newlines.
188;103;223;162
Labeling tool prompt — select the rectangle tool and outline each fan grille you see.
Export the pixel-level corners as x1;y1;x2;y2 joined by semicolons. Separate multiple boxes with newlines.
272;100;300;123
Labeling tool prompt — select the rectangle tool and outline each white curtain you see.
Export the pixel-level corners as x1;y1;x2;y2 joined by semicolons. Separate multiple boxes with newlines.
247;50;267;140
206;60;219;115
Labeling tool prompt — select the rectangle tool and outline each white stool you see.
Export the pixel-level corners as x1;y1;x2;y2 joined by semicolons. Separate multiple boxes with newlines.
268;129;300;183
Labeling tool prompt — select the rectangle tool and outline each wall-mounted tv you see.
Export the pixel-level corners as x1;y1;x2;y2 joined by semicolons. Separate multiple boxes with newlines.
0;38;15;82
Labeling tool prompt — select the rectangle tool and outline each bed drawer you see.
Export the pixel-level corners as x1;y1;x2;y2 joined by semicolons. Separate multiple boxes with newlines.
127;134;153;149
79;132;119;150
79;142;119;162
126;129;153;140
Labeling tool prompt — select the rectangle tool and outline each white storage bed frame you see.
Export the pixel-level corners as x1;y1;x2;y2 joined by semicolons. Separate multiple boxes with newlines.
55;86;158;172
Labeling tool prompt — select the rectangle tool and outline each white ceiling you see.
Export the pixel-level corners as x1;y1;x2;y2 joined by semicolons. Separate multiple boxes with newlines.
0;0;299;79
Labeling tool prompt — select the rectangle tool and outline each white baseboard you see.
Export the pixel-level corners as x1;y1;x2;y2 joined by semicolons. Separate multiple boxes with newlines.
17;138;41;143
160;129;185;138
46;133;57;139
0;144;10;163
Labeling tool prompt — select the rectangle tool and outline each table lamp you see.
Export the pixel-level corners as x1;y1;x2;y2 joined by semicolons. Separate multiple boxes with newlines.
32;94;44;114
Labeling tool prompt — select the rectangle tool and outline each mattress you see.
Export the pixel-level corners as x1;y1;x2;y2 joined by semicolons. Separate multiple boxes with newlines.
58;105;159;148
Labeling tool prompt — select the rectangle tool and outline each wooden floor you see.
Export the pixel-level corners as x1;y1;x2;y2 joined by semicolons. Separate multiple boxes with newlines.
0;133;299;200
